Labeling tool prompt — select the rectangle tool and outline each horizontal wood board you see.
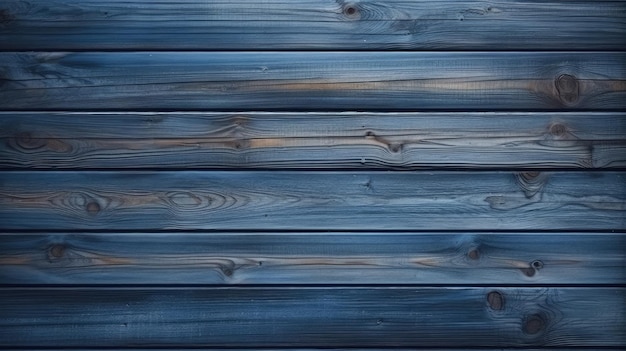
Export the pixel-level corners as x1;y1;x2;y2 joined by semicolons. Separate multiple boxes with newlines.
1;112;624;169
0;233;624;285
0;0;624;50
0;287;623;347
0;171;624;230
1;52;625;111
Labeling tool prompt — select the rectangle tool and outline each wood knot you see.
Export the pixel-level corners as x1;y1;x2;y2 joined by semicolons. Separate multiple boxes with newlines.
18;132;32;144
143;116;164;124
523;314;546;335
168;192;204;208
389;143;402;153
227;139;250;150
86;201;101;215
555;74;579;105
48;244;66;261
515;171;549;198
14;132;45;150
487;291;504;310
0;9;15;26
342;3;360;19
548;122;568;138
522;261;544;278
232;115;249;127
531;260;544;270
467;248;480;260
519;171;540;181
521;267;536;277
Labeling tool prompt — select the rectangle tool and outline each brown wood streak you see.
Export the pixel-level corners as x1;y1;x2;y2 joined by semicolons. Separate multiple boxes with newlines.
0;172;624;230
2;232;622;285
0;52;624;110
152;77;626;105
1;112;624;169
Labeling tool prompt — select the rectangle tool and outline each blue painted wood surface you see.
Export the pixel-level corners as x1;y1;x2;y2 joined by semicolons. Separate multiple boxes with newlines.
1;171;624;230
0;0;624;50
0;288;623;347
1;112;624;169
0;52;624;111
0;233;623;285
0;0;624;349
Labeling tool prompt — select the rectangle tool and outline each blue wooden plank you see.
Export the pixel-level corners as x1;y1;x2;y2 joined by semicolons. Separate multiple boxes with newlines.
1;1;624;50
0;287;623;347
1;112;624;169
1;52;624;110
0;232;623;285
0;171;624;230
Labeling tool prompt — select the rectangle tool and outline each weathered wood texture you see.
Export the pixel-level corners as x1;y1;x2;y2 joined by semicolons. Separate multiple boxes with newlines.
0;171;624;230
0;288;623;347
0;233;623;285
1;0;624;348
0;1;624;50
1;112;624;169
1;52;625;111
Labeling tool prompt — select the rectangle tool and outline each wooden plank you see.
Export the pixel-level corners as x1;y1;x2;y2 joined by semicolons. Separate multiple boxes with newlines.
0;233;623;285
0;287;623;347
0;171;624;230
0;1;624;50
1;52;624;111
1;112;624;169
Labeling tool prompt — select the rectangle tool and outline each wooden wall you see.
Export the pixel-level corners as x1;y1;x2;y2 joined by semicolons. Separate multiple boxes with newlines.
0;0;625;349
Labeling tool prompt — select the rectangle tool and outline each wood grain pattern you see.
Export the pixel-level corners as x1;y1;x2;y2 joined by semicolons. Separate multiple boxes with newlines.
1;112;624;169
1;52;625;111
0;1;624;50
0;171;624;230
0;287;623;347
0;233;623;285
